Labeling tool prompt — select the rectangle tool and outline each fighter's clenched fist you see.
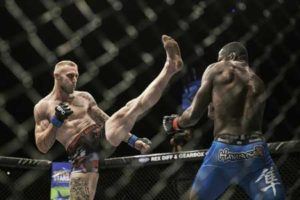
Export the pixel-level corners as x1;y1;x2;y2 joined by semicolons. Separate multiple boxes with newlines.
51;102;73;127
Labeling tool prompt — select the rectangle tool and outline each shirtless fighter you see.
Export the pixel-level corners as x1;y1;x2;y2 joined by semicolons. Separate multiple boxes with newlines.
34;34;182;200
163;42;285;199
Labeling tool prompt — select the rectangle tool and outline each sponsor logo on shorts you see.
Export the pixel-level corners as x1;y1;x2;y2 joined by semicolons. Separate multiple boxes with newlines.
218;145;264;162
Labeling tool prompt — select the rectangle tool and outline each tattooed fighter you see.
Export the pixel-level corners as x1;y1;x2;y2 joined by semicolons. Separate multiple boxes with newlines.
34;34;182;200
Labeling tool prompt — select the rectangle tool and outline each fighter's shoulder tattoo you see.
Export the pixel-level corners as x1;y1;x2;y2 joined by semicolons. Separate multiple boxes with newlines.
78;91;94;103
75;92;97;109
78;91;109;122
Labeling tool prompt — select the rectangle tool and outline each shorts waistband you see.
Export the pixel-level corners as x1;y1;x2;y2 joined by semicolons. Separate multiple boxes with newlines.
214;134;265;145
67;124;101;154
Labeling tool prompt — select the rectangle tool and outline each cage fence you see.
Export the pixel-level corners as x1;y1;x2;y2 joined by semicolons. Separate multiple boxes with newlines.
0;140;300;200
0;0;300;200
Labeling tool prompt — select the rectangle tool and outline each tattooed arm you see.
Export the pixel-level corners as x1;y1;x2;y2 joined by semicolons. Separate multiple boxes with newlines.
84;92;138;147
34;101;58;153
85;92;109;126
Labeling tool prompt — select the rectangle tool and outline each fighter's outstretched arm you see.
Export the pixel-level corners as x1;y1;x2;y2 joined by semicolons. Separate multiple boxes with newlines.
105;35;183;146
163;64;214;134
178;65;214;127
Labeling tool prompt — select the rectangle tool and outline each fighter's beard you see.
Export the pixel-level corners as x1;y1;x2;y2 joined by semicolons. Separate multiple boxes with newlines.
61;84;75;95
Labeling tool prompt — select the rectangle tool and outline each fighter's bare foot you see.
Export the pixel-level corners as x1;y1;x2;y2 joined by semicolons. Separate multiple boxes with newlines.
162;35;183;73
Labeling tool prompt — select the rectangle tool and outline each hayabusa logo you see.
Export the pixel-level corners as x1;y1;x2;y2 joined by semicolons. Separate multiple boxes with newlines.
255;166;281;197
218;145;264;162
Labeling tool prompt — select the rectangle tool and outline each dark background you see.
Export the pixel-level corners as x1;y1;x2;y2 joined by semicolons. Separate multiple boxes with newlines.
0;0;299;161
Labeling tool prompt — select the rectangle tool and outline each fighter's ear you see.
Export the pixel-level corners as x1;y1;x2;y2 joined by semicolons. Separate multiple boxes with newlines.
53;72;60;80
229;52;237;60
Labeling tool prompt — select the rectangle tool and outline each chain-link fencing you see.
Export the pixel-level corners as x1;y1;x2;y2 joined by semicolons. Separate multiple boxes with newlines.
0;141;300;199
0;0;300;199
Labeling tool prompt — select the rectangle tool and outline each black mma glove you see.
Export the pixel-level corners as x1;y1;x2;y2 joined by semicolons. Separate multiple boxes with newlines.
51;102;73;127
173;132;190;146
127;134;152;148
163;114;183;135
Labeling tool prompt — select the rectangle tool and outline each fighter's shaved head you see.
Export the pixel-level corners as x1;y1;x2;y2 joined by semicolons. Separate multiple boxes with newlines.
218;42;248;63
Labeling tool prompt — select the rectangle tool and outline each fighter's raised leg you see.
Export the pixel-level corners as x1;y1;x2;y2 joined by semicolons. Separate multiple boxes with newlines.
162;34;183;73
136;34;183;112
105;35;183;146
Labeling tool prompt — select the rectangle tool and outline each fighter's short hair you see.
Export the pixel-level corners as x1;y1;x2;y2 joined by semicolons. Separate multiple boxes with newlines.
221;42;248;62
54;60;77;74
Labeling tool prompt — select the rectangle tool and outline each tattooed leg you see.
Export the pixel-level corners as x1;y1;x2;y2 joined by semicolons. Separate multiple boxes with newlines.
70;173;90;200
